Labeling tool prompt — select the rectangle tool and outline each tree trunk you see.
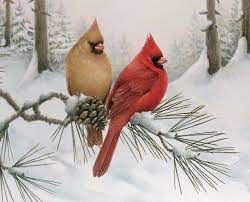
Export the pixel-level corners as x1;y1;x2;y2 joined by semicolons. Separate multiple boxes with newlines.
242;0;250;52
206;0;221;75
34;0;49;73
4;0;11;47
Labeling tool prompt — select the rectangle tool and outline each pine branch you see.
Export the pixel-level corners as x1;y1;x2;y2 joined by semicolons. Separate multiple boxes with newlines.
0;89;236;194
0;144;60;202
0;89;108;161
125;95;236;193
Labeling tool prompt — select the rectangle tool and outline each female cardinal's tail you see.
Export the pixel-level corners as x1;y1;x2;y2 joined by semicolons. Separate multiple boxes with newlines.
86;126;103;148
93;120;122;177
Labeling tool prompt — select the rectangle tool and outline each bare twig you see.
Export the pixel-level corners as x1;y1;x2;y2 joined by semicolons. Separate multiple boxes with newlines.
0;88;69;126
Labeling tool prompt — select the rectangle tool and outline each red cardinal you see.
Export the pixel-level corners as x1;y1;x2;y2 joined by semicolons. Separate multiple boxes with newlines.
93;34;168;177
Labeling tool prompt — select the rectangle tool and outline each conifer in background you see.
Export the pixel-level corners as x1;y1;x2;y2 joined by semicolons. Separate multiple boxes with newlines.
12;2;34;54
48;2;76;70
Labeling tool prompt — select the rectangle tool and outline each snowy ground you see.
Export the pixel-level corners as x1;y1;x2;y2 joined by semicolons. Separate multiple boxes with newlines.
1;39;250;202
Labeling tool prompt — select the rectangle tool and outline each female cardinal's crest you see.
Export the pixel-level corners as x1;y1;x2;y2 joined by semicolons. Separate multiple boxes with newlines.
90;19;98;30
141;34;163;58
84;19;104;43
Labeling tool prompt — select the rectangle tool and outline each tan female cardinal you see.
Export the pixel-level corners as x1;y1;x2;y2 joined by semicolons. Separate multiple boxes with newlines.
93;34;168;177
65;20;112;147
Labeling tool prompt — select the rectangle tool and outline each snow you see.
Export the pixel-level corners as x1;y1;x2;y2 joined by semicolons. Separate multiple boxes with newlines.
131;112;176;139
1;38;250;201
173;147;200;159
39;92;56;102
19;49;38;87
65;95;87;116
131;112;160;134
201;20;213;32
198;10;208;15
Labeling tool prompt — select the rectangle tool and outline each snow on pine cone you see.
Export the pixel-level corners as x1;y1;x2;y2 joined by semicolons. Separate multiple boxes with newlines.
74;97;108;130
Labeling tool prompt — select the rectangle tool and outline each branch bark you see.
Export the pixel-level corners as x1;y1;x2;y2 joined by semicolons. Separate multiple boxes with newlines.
0;88;69;126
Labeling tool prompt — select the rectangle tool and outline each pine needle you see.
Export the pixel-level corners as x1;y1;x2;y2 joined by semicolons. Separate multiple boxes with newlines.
0;144;60;202
123;123;170;162
0;125;14;161
51;117;95;162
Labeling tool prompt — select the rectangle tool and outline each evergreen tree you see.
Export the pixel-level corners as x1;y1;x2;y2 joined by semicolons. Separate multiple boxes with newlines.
119;35;132;68
48;4;76;70
168;13;205;81
168;39;192;81
186;12;205;64
107;36;132;81
168;1;241;80
219;0;240;66
11;2;34;54
0;7;5;45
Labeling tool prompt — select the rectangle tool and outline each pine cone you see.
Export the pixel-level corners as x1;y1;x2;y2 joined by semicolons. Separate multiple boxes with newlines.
74;97;108;130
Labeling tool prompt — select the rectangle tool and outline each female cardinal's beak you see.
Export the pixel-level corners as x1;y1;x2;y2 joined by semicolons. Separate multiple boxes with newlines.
95;43;104;51
157;57;167;65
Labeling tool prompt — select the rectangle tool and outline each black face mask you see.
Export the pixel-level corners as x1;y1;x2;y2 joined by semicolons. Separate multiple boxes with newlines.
89;41;104;55
150;55;163;69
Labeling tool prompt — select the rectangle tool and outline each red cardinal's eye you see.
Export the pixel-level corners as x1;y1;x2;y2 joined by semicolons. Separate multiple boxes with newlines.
150;55;158;63
150;55;164;69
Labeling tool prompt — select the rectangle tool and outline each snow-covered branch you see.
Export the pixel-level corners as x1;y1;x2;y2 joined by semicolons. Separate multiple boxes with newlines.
199;9;220;16
0;88;69;127
0;88;108;162
201;20;214;32
199;10;208;15
130;112;200;158
128;105;235;193
0;89;235;194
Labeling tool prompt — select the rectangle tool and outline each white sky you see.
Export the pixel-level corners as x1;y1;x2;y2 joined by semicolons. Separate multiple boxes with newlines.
62;0;234;53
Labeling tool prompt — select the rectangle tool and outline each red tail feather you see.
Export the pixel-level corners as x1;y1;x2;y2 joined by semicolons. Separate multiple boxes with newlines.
93;121;122;177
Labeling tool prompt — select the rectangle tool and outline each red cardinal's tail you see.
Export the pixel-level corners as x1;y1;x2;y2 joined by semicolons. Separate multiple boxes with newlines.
93;120;122;177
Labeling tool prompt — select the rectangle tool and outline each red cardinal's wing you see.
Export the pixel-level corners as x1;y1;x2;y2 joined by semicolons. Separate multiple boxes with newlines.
107;68;158;119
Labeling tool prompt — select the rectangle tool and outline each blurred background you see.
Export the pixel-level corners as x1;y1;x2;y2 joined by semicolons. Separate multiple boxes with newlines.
0;0;238;81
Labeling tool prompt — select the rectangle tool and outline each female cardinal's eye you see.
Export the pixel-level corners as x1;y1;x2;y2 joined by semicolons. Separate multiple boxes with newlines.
88;41;95;49
88;41;104;55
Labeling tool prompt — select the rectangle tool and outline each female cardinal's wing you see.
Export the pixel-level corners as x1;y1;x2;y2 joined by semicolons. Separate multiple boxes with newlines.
107;68;158;119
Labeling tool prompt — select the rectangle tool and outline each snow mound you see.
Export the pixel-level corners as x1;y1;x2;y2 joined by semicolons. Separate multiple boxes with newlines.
19;49;38;87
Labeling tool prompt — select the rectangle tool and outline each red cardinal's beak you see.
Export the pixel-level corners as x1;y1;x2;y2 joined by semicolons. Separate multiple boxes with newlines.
157;57;167;65
95;43;104;51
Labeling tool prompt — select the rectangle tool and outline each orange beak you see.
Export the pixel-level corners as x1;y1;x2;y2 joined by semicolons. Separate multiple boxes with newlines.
95;43;104;51
157;57;167;65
